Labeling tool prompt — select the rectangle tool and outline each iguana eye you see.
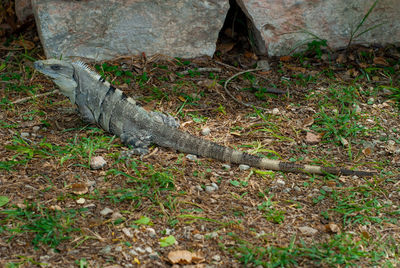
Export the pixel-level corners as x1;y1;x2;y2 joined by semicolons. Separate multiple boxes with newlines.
51;65;61;71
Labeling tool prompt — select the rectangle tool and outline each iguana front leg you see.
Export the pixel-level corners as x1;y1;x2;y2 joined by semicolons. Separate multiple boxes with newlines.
150;111;180;128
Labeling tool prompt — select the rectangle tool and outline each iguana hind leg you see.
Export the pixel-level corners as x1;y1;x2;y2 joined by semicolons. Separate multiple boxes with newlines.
120;128;152;157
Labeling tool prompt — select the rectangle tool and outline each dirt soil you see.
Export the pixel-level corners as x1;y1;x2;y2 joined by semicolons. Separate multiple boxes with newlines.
0;20;399;267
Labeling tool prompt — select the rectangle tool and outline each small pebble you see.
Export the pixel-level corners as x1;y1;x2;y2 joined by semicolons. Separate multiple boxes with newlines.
201;127;211;136
275;179;285;186
368;97;374;104
90;156;107;170
129;249;138;256
298;226;318;236
147;227;156;238
272;108;280;115
211;182;219;190
321;186;333;192
205;185;216;193
194;234;204;240
239;164;250;171
207;231;218;239
122;227;133;238
294;186;301;192
148;253;159;260
100;207;114;216
256;59;270;71
222;164;231;170
115;246;123;252
195;185;203;191
111;212;123;220
76;198;85;204
165;228;172;235
145;247;153;254
21;132;30;138
32;126;40;132
212;255;221;262
186;154;198;161
100;245;112;255
135;247;145;254
283;188;291;193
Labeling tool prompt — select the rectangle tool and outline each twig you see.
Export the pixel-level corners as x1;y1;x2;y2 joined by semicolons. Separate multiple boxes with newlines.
12;89;59;104
180;67;222;75
223;68;270;111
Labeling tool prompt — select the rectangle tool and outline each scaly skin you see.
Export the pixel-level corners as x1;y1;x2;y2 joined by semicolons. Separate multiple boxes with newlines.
34;59;376;177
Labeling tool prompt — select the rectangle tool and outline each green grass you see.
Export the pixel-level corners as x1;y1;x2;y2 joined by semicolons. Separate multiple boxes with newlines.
309;85;375;146
0;202;83;249
225;232;399;267
105;160;175;210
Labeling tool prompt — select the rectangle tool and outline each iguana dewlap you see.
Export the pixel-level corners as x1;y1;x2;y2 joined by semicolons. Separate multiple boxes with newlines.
34;59;375;177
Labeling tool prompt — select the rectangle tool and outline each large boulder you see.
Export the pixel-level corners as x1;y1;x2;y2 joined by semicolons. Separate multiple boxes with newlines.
31;0;229;61
237;0;400;56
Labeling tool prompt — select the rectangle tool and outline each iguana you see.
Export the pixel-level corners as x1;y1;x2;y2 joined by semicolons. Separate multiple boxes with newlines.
34;59;375;177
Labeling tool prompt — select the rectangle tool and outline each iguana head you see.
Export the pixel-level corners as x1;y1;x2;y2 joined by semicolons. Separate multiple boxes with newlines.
34;59;77;103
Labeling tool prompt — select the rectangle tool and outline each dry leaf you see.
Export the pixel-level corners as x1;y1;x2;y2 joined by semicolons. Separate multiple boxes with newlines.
325;223;340;233
244;51;258;60
217;42;235;53
280;55;292;62
11;40;35;50
373;56;389;66
286;65;306;73
362;147;372;156
167;250;204;264
358;62;368;68
336;53;347;64
71;183;88;195
303;117;314;128
305;132;320;144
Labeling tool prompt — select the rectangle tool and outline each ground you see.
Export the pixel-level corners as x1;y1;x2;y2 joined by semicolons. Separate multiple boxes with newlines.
0;22;400;267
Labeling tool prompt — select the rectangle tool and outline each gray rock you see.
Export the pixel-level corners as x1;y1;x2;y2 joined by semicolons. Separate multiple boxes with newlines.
100;207;113;216
186;154;198;161
237;0;400;56
148;253;159;260
100;245;112;255
211;182;219;190
129;249;138;256
205;185;216;193
32;126;40;132
212;255;221;262
122;227;133;238
222;164;231;170
90;156;107;170
298;226;318;236
206;231;219;239
146;227;156;238
195;185;204;191
115;246;123;252
111;212;123;220
194;234;204;240
201;127;211;136
32;0;229;60
135;247;146;254
256;59;270;70
21;132;30;138
321;186;333;192
239;164;250;171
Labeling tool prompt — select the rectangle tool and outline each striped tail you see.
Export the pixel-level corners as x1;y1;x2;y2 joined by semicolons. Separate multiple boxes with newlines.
152;123;376;177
